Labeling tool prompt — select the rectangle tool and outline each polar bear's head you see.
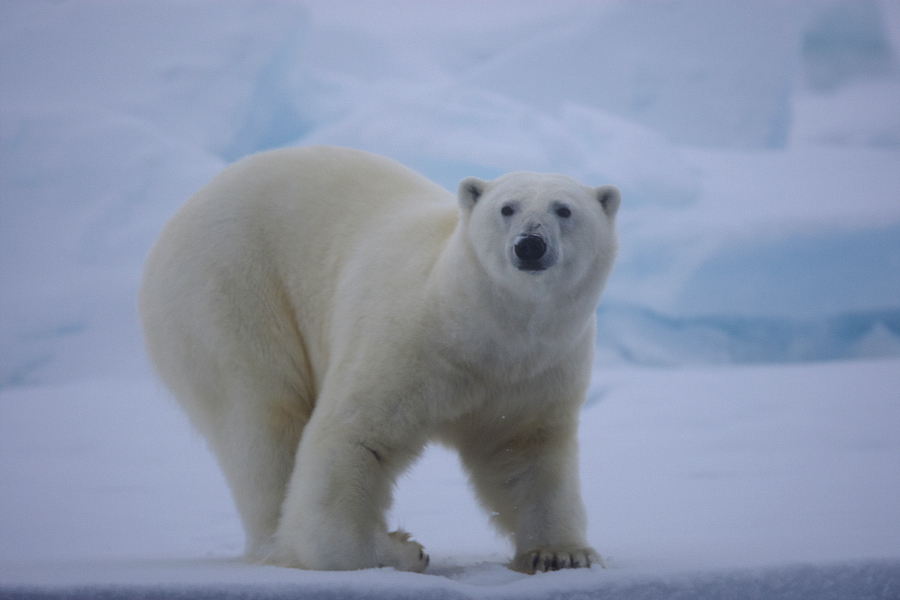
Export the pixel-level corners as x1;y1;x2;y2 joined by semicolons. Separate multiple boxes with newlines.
457;172;620;296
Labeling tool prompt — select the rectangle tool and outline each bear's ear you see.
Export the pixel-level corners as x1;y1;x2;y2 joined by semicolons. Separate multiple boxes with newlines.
458;177;487;211
595;185;621;218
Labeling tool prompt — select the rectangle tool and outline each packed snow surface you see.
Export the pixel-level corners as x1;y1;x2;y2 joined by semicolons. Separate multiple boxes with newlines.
1;0;899;597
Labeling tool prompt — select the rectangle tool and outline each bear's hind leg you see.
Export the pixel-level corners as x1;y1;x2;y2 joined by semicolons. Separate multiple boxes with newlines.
202;386;309;560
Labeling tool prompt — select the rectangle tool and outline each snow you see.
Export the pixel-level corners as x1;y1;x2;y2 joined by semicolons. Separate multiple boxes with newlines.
1;0;899;597
2;363;899;597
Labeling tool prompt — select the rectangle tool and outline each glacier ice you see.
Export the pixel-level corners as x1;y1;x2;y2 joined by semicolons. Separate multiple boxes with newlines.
2;0;900;385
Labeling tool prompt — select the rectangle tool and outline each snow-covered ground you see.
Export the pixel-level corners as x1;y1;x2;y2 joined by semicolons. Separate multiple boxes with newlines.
1;1;899;597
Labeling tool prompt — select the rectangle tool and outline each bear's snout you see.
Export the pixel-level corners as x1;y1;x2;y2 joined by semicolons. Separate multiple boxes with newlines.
515;234;546;261
514;234;550;272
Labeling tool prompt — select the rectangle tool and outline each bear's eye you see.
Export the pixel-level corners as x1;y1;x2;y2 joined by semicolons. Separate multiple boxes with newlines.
555;206;572;218
500;205;515;217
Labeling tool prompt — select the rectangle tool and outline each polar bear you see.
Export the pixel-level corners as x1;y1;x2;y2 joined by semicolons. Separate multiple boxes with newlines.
138;146;620;574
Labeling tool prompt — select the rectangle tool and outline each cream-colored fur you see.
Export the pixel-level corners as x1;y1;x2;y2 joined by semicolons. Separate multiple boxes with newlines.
138;146;620;573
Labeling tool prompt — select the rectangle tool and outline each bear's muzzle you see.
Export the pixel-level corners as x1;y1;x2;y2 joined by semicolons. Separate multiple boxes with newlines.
514;234;550;272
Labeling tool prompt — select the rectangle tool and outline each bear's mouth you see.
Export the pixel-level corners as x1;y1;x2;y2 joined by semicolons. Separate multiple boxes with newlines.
517;262;547;272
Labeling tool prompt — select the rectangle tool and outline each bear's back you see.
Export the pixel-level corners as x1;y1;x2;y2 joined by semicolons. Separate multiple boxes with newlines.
208;146;452;268
139;146;459;412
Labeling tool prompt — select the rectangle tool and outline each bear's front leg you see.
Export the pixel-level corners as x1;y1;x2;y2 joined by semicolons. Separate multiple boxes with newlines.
270;404;429;572
508;431;601;574
456;420;600;574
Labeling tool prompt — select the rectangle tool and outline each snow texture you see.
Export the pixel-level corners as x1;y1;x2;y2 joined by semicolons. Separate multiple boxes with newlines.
1;0;899;597
1;561;898;599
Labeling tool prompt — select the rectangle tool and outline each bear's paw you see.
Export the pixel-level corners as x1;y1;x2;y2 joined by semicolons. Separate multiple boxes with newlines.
380;530;429;573
512;546;602;574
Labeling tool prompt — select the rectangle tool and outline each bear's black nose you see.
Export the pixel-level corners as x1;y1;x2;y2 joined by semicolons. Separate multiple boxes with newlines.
514;234;547;262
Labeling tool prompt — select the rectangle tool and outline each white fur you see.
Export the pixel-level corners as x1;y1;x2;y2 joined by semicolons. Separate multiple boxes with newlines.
138;146;620;573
